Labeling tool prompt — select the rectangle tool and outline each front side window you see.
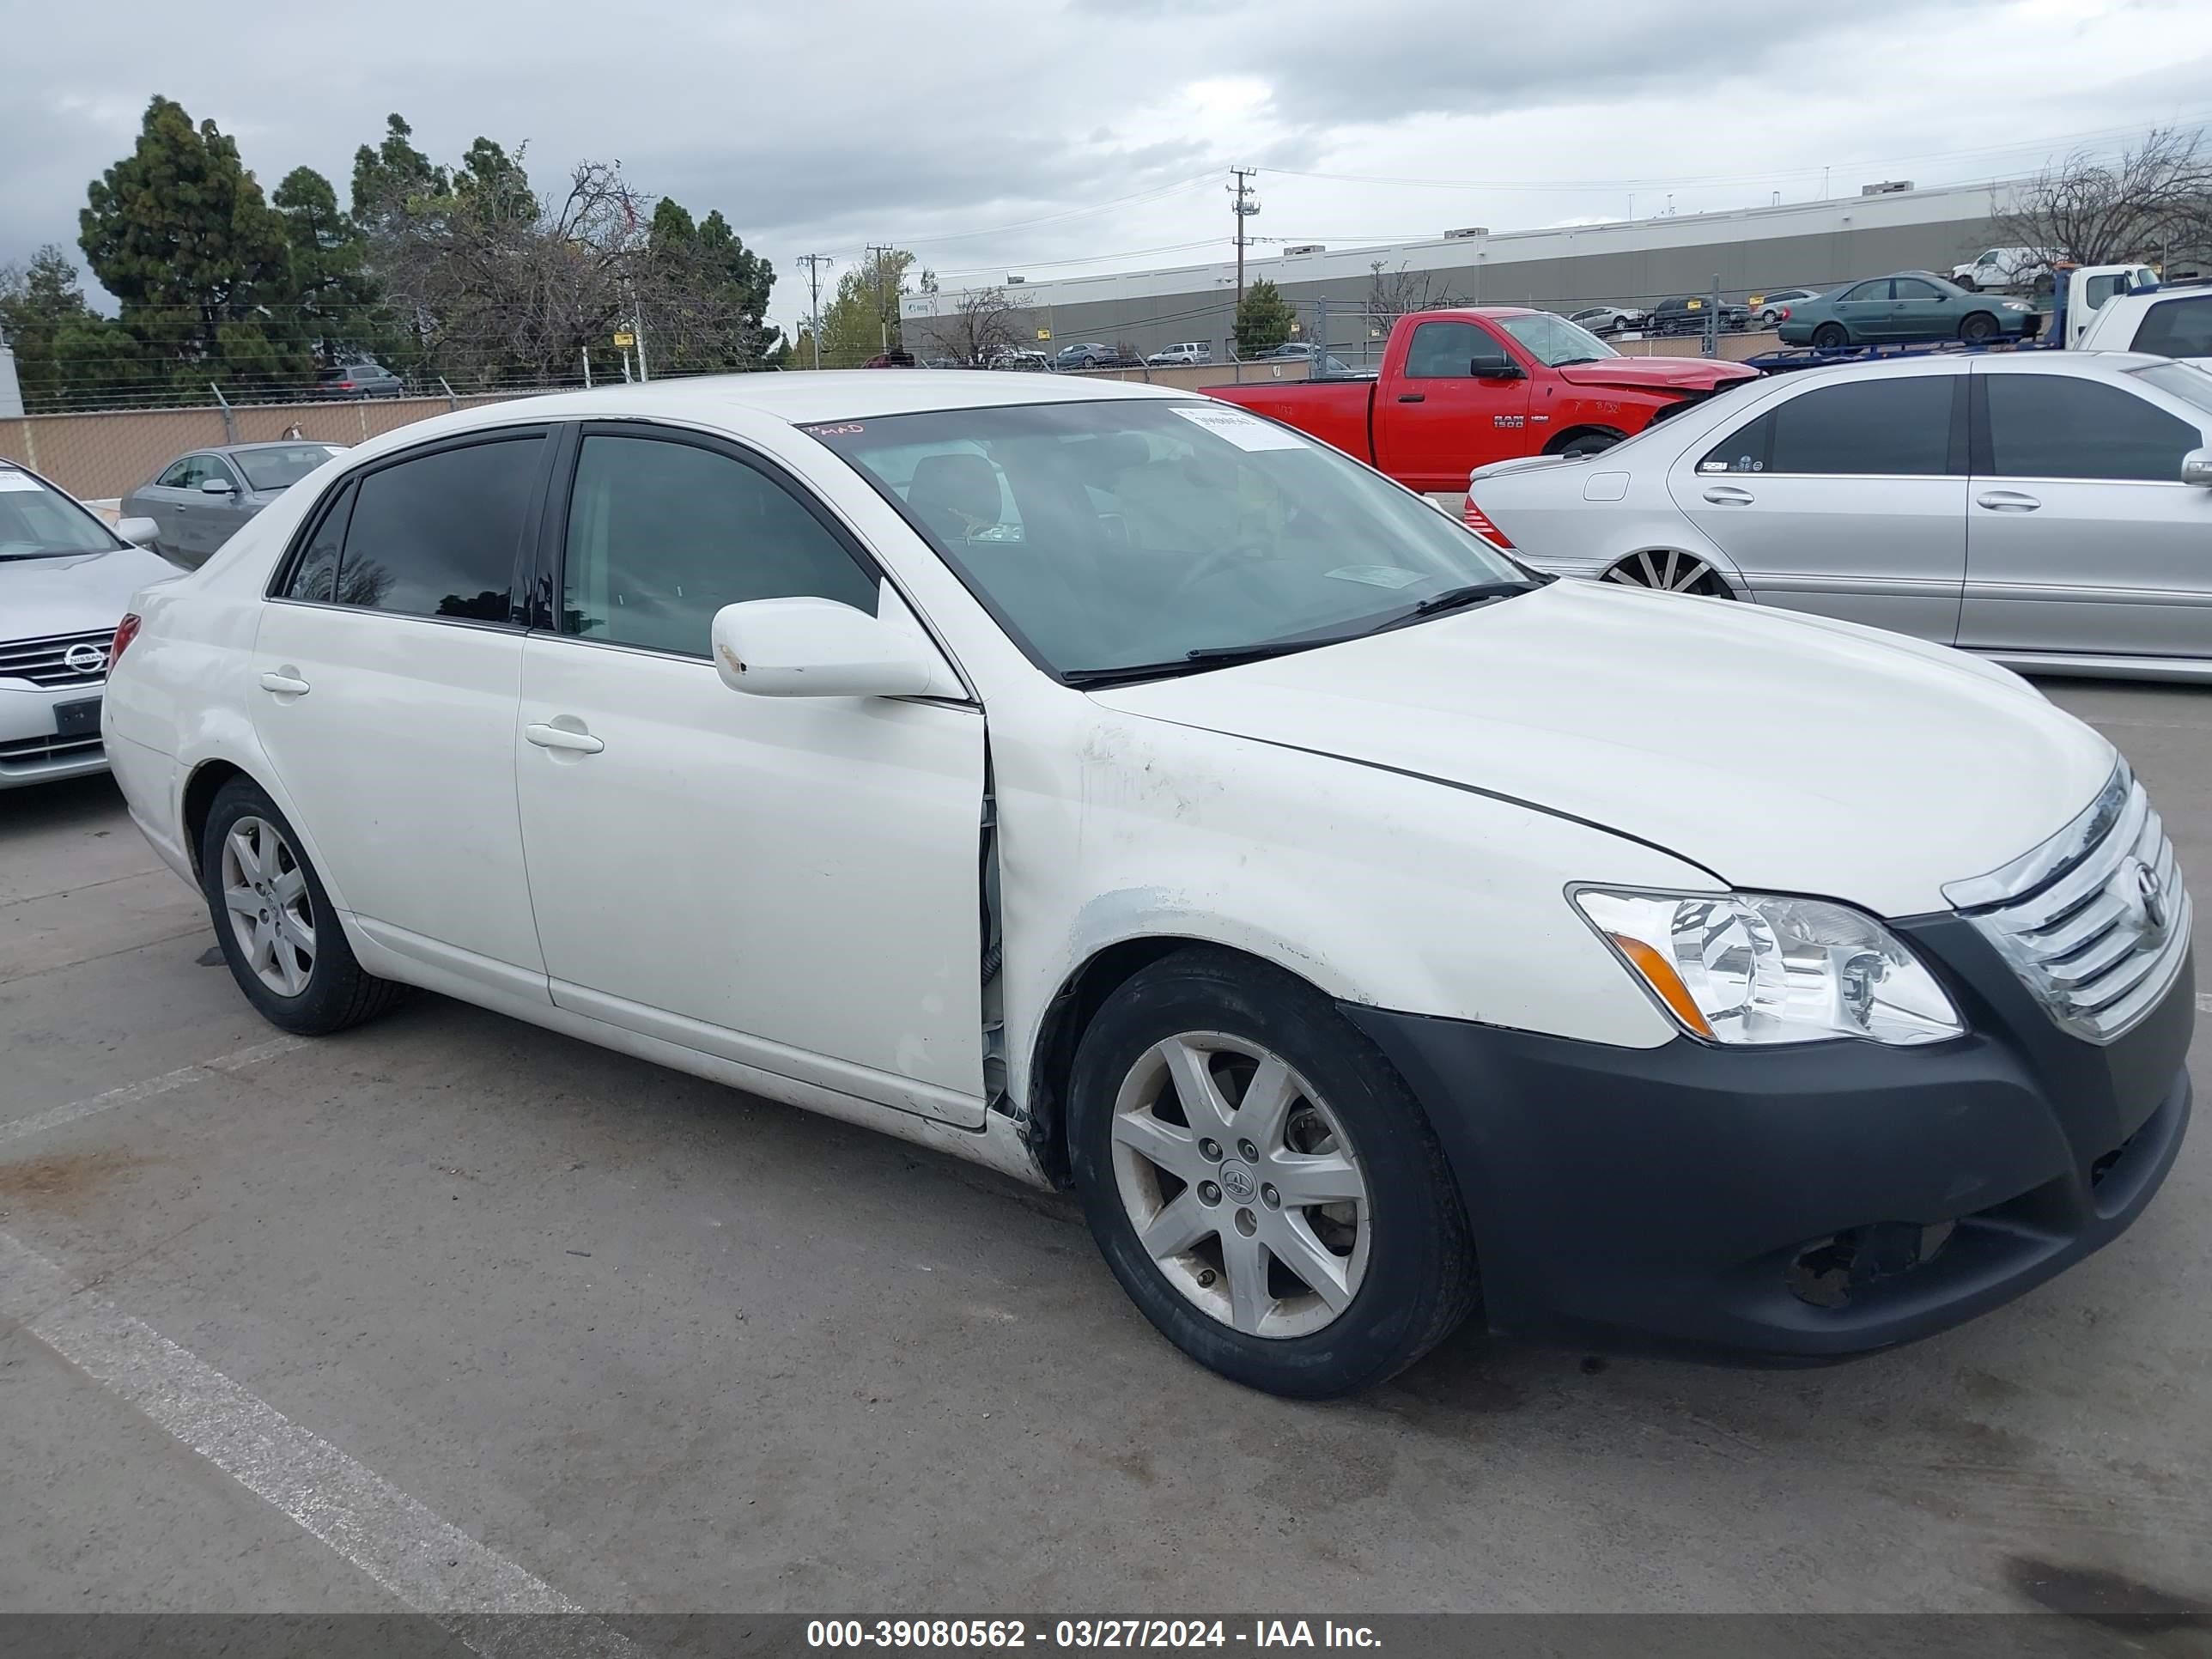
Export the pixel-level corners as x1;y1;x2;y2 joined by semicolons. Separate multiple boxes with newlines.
807;398;1529;682
175;456;214;489
1893;278;1943;301
561;433;877;656
1405;320;1500;378
1701;376;1954;476
1984;374;2198;482
156;459;193;488
2134;298;2212;360
333;435;544;620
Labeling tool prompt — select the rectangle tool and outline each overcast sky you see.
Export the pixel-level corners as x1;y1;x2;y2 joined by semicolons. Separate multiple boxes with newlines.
3;0;2208;335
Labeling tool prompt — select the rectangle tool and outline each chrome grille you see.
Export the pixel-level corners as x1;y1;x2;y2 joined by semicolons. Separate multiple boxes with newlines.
1944;763;2191;1044
0;629;113;689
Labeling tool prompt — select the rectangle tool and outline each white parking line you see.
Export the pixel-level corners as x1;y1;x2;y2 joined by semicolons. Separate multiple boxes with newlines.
2199;994;2212;1015
0;1229;638;1655
0;1036;305;1148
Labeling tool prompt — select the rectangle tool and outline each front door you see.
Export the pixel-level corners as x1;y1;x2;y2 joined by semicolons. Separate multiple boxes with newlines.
1960;368;2212;659
251;428;550;994
1378;318;1529;497
514;425;989;1125
1671;369;1967;641
1889;276;1954;343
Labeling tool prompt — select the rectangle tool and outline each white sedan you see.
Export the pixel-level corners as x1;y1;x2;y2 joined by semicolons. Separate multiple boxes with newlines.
104;373;2194;1395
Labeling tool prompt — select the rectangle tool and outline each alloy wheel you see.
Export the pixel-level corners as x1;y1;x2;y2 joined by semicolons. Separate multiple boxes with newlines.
1109;1032;1371;1339
1605;550;1729;596
221;815;315;997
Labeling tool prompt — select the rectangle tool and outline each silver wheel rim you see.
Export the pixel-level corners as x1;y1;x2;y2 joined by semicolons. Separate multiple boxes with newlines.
1110;1032;1371;1340
220;816;314;997
1606;550;1723;593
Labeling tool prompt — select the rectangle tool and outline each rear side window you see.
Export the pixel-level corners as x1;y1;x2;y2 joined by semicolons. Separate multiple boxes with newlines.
283;480;354;603
331;436;544;621
1983;374;2198;482
1702;377;1954;476
1839;280;1889;302
560;433;877;657
2133;298;2212;360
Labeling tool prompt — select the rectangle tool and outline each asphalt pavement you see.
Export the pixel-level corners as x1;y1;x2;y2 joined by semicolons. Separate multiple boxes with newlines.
3;678;2210;1628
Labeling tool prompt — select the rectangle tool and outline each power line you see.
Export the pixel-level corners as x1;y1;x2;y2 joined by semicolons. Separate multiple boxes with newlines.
795;253;834;369
1228;167;1260;308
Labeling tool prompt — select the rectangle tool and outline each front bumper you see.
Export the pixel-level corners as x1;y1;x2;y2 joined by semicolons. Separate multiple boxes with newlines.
0;680;110;788
1346;913;2192;1361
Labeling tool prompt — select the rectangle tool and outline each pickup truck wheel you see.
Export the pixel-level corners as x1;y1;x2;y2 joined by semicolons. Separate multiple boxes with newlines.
1604;550;1732;598
1068;947;1478;1398
1551;428;1626;459
1959;313;1998;344
1812;323;1850;349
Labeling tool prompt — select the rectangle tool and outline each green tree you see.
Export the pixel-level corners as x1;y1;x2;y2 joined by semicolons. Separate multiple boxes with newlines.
818;247;915;366
0;246;143;408
272;166;385;361
1233;278;1294;355
644;199;778;370
78;94;307;392
351;113;449;228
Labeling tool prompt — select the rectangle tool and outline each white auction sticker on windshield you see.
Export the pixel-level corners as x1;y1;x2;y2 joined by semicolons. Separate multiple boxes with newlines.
0;471;45;492
1169;404;1308;451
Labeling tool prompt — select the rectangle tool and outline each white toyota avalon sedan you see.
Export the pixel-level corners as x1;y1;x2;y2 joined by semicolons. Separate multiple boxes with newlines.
103;373;2192;1396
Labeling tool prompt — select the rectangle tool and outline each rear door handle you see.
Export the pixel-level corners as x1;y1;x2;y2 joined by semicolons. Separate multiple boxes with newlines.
1977;490;2041;512
258;670;311;696
1396;392;1425;404
525;720;604;755
1702;485;1755;505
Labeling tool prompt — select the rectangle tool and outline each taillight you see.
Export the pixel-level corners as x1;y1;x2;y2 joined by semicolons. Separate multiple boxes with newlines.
337;380;356;390
1462;497;1515;549
110;613;141;670
1773;307;1791;323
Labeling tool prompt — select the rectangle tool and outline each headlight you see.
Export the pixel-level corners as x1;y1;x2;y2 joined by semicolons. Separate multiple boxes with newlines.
2002;301;2029;312
1571;888;1964;1047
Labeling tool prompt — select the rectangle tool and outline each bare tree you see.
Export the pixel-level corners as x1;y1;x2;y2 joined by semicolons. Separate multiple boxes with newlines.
1992;126;2212;270
1365;259;1468;333
921;286;1032;366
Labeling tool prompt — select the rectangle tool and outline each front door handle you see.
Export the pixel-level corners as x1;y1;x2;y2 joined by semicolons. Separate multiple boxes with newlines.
1396;392;1425;404
258;670;311;696
1977;490;2041;512
1702;485;1755;505
525;720;605;755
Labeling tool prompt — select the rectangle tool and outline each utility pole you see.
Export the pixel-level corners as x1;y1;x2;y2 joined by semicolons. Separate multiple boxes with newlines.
798;254;835;369
866;244;896;352
1227;167;1260;309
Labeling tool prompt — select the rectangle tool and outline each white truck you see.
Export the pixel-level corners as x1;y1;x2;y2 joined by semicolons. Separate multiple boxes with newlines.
2074;283;2212;364
1953;246;2057;291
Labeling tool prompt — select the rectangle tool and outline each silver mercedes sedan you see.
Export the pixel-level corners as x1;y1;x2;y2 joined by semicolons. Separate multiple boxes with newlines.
1463;351;2212;680
121;441;348;567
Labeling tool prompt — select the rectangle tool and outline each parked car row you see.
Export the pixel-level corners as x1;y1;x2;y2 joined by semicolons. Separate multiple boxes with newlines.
121;441;350;567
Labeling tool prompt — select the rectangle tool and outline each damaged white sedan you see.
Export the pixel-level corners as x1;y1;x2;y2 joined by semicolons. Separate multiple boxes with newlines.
104;374;2191;1396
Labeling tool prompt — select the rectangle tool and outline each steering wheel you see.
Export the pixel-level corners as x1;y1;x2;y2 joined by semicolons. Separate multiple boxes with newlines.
1163;538;1277;609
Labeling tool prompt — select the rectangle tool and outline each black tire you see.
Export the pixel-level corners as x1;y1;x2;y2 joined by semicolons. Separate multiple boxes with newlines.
1959;312;1997;345
1068;946;1479;1398
1812;322;1850;349
1553;428;1626;459
198;776;407;1036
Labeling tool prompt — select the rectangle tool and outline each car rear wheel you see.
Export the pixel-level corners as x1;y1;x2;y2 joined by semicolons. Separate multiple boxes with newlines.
1812;322;1850;349
1069;947;1477;1398
1553;428;1626;459
1959;313;1998;344
1604;550;1733;598
199;777;408;1036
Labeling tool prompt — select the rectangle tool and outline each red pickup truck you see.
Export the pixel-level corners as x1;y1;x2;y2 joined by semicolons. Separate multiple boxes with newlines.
1210;307;1759;505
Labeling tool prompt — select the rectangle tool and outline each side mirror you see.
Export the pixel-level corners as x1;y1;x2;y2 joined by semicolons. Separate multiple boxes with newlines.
710;597;939;698
115;515;160;547
2184;448;2212;488
1470;359;1527;380
199;476;235;495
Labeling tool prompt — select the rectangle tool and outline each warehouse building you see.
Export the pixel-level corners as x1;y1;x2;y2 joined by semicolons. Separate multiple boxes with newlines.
901;178;2014;363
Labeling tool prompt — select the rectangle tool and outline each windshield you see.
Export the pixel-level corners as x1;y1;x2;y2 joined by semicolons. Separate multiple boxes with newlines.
2132;360;2212;416
235;444;345;491
0;468;122;559
807;399;1530;682
1498;313;1618;367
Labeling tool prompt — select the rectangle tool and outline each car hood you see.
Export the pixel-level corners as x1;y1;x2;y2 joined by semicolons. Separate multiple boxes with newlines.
1;545;183;645
1085;580;2113;918
1550;358;1759;392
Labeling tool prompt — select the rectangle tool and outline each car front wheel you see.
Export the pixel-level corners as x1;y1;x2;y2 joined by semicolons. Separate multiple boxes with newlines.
199;777;406;1036
1069;947;1477;1397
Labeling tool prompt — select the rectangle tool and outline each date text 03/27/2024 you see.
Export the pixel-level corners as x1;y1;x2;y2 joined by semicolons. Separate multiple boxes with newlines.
806;1620;1383;1649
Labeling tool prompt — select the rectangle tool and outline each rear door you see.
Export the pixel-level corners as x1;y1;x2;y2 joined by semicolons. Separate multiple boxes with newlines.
252;428;552;996
1832;279;1894;342
1669;367;1968;641
1376;319;1530;497
1959;367;2212;660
